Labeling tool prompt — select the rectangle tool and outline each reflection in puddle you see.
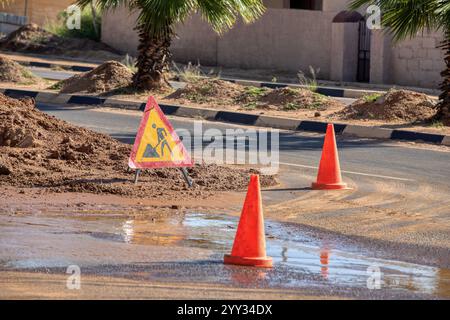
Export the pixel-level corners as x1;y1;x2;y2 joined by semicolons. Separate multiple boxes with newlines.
115;212;449;297
1;212;449;298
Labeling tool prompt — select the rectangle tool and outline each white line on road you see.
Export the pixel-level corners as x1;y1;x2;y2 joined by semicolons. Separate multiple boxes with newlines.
277;161;415;182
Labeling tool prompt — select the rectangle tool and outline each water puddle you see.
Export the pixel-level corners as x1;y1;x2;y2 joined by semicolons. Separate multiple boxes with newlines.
1;212;449;298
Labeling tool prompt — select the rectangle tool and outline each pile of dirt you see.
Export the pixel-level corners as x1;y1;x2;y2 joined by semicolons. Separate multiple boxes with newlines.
335;89;437;122
238;87;344;111
167;78;243;104
58;61;133;94
0;56;39;83
0;24;120;58
0;94;276;198
168;79;343;111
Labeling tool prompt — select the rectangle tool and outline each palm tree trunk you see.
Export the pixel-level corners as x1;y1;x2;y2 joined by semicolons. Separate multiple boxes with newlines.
90;0;99;39
438;30;450;125
133;25;172;90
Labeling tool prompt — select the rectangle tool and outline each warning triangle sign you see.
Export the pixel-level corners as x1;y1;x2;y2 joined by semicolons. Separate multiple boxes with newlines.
128;96;193;169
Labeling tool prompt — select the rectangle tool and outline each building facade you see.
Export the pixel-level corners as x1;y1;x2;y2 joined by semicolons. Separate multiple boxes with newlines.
0;0;73;26
102;1;444;89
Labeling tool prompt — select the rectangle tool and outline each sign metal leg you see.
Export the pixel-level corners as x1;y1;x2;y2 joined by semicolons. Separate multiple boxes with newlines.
132;168;192;187
134;169;141;185
180;168;193;188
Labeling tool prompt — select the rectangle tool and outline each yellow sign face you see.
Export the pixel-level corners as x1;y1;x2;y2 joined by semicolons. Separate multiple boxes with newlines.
129;97;193;168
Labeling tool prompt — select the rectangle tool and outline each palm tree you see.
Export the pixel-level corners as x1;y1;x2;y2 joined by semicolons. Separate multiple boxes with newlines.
76;0;265;90
350;0;450;125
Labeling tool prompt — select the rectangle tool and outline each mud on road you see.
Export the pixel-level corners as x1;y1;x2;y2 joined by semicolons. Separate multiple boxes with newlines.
0;93;277;203
1;211;449;299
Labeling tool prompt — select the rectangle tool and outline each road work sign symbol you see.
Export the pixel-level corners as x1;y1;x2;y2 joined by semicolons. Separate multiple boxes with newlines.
128;96;193;169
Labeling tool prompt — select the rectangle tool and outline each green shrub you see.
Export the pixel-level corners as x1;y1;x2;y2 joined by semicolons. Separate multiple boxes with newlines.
282;102;300;111
244;86;268;98
298;66;319;92
48;81;63;90
430;120;444;128
362;93;382;103
121;54;137;73
242;101;258;110
45;6;101;41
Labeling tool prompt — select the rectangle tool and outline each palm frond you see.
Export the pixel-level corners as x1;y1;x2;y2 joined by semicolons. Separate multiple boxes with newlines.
77;0;134;12
196;0;265;34
77;0;265;38
350;0;447;41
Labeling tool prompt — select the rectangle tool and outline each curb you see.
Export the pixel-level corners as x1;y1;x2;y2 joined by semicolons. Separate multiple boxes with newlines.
1;88;448;146
13;58;381;99
17;60;94;73
222;78;385;99
12;57;440;98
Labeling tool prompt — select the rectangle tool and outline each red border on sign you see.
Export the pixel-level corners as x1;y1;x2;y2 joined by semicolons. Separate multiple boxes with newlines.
128;96;194;169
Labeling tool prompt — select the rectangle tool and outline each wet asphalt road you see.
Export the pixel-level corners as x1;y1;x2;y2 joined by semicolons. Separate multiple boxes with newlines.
1;103;449;299
2;212;449;299
35;103;450;186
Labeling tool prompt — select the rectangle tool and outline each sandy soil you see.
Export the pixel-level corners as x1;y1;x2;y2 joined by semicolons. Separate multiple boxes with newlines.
0;94;277;201
165;78;344;115
0;271;331;300
0;24;121;62
261;167;450;264
0;52;99;68
0;54;439;96
0;56;40;84
0;81;60;92
97;81;450;137
333;89;438;123
59;61;133;94
0;186;244;217
2;81;449;137
172;62;440;96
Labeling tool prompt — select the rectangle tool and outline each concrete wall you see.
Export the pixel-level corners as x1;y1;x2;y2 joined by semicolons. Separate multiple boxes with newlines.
389;31;445;88
101;5;446;89
263;0;286;9
216;9;334;76
323;0;352;12
102;7;336;78
171;14;219;66
0;0;74;25
101;7;140;55
370;29;445;88
0;12;27;34
330;22;359;82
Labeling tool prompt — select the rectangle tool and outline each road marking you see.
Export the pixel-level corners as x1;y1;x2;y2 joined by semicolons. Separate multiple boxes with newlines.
277;161;415;182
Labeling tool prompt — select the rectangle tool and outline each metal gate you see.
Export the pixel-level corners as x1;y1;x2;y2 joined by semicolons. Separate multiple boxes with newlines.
357;19;371;82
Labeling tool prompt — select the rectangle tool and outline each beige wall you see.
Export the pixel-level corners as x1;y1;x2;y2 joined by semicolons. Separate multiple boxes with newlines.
370;29;445;88
101;7;140;55
101;5;445;89
263;0;286;9
389;31;445;88
0;0;27;18
171;14;218;65
103;7;336;78
1;0;74;25
216;9;335;75
330;22;359;82
323;0;352;12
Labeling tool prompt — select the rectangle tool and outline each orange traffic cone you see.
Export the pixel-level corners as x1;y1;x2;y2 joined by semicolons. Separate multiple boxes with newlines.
312;124;349;190
224;175;273;268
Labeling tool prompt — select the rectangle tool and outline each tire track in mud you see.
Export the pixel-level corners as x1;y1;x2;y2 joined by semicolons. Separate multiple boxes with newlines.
265;166;450;250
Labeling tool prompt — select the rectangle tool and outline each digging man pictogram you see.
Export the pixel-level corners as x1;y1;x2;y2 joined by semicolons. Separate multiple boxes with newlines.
143;123;172;158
